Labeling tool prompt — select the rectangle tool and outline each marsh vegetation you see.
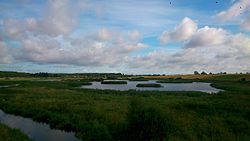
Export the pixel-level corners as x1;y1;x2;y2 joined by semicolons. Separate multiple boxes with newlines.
0;72;250;141
136;83;162;87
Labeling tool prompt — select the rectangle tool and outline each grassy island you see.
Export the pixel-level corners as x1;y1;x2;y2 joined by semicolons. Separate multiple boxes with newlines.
136;83;162;87
101;81;127;84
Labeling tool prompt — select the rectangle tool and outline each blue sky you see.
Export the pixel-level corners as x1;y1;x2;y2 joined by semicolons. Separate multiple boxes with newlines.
0;0;250;74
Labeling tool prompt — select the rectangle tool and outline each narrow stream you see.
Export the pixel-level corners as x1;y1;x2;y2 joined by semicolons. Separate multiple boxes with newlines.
0;110;82;141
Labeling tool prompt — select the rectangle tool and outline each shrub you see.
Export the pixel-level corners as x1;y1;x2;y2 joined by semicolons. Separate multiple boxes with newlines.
240;78;246;82
194;71;200;75
201;71;207;75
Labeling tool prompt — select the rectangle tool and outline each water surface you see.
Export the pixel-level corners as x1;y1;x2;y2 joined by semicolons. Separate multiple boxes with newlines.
81;80;221;93
0;110;81;141
0;84;19;88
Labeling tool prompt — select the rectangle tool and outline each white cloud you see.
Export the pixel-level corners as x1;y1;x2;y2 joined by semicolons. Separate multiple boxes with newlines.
3;19;27;39
3;0;81;38
227;33;250;55
216;0;250;22
240;16;250;31
128;30;141;40
128;33;250;73
159;17;197;44
127;18;250;73
186;26;228;48
14;29;148;66
29;0;77;36
96;28;113;41
216;0;250;32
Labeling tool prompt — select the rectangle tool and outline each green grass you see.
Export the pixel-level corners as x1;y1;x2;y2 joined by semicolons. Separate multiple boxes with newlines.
0;123;33;141
136;83;162;87
0;75;249;141
101;81;127;84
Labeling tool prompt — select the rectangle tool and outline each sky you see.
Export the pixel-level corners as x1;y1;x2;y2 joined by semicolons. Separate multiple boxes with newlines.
0;0;250;74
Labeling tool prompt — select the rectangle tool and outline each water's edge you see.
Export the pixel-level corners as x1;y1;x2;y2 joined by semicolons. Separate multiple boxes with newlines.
0;109;82;141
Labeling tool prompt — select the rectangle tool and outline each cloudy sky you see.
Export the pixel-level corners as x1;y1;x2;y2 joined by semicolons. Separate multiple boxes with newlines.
0;0;250;74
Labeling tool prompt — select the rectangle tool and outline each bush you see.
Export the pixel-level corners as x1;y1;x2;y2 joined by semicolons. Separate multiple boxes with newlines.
201;71;207;75
194;71;200;75
240;78;246;82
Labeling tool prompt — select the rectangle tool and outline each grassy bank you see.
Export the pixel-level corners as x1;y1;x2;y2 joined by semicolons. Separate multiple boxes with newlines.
0;123;33;141
0;76;249;141
101;81;127;84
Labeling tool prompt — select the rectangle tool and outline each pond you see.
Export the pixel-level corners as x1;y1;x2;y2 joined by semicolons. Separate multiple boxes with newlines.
0;110;81;141
81;80;221;93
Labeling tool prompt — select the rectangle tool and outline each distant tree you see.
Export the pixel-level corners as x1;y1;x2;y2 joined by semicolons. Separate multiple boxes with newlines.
201;71;207;75
223;72;227;74
194;71;199;75
209;72;213;75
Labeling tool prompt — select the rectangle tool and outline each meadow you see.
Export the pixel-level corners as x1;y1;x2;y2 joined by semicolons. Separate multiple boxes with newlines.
0;72;250;141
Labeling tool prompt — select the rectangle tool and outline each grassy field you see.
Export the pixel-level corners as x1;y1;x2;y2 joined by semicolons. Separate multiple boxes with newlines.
0;123;33;141
0;73;250;141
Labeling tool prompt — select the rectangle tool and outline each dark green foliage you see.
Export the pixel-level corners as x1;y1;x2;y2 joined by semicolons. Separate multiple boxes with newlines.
240;78;246;82
136;83;162;87
124;99;174;141
201;71;207;75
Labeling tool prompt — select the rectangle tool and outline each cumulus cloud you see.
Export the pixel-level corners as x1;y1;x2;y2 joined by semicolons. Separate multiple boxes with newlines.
159;17;197;44
3;0;79;38
27;0;77;36
128;30;141;40
0;0;148;68
13;29;148;66
128;33;250;73
127;17;250;73
186;26;228;48
216;0;250;21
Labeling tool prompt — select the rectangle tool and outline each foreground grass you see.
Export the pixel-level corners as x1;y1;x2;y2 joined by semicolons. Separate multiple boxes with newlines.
0;123;33;141
0;78;249;141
